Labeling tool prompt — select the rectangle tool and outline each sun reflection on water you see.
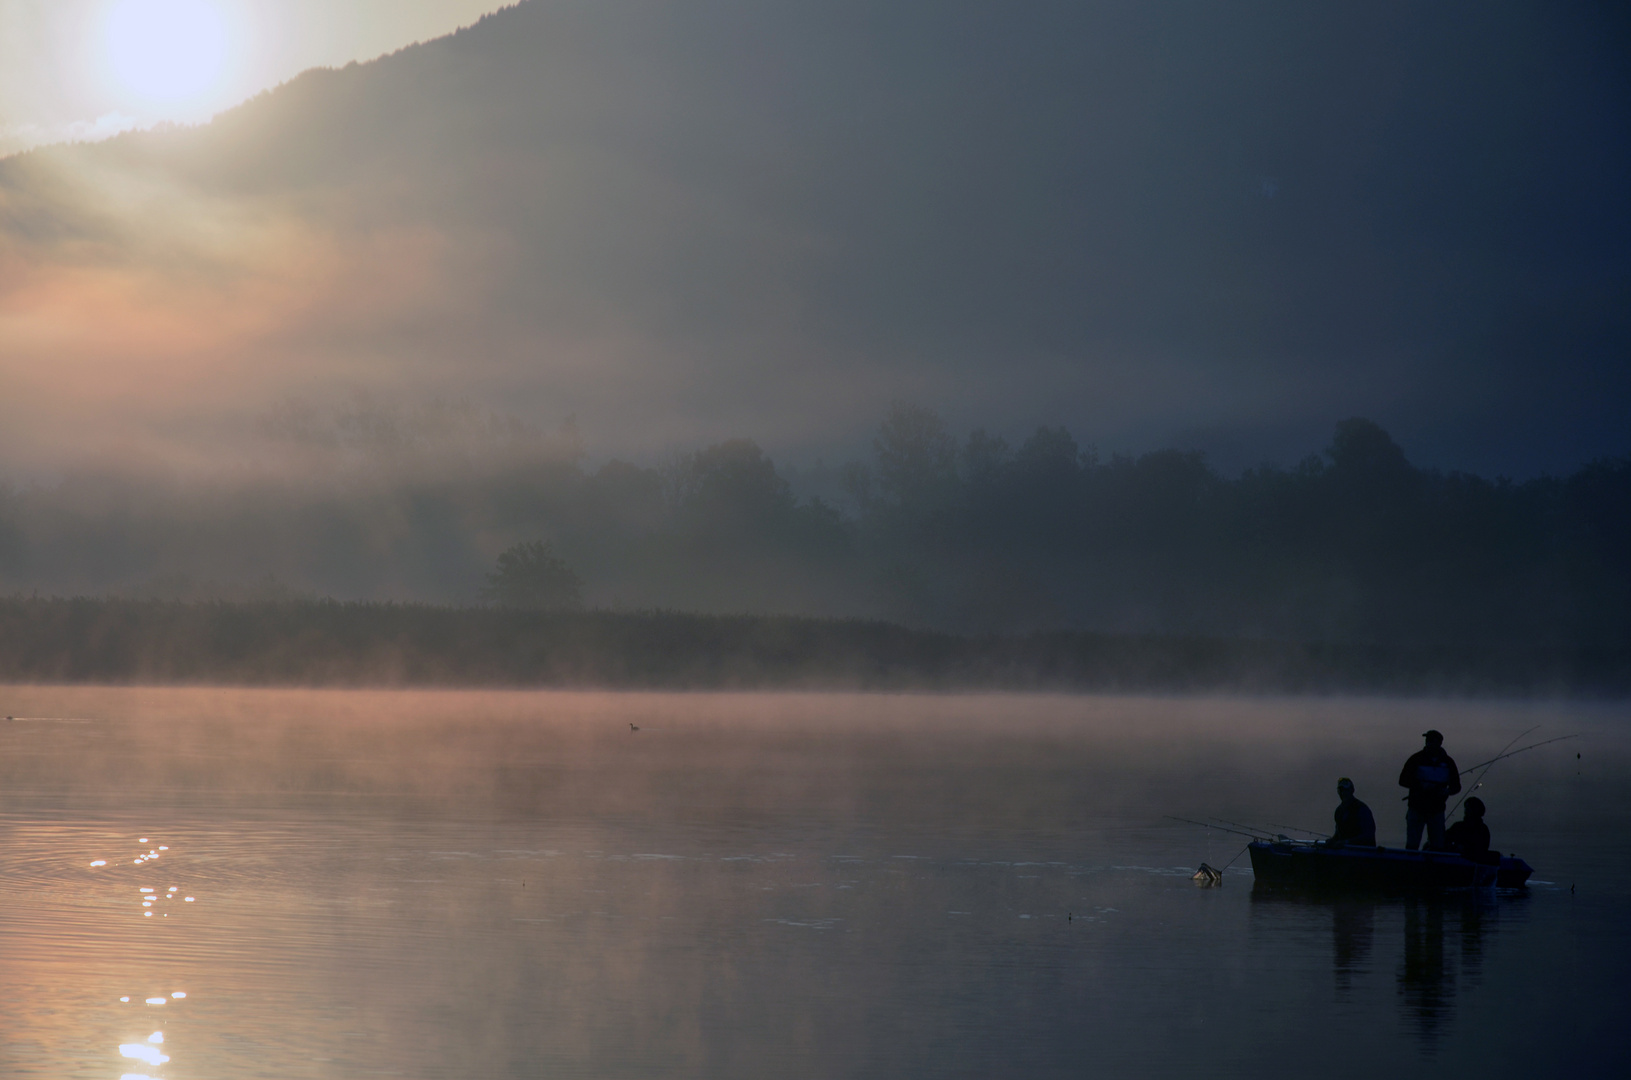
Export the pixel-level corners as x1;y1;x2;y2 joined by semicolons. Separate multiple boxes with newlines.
0;689;1621;1078
96;835;196;1079
117;996;186;1078
118;1041;169;1066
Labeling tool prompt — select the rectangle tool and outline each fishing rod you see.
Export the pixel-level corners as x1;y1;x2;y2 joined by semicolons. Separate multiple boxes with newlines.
1166;815;1293;843
1172;817;1307;886
1269;823;1325;839
1168;817;1268;886
1458;733;1580;777
1214;817;1329;842
1447;733;1580;818
1453;725;1538;778
1208;816;1284;838
1208;816;1326;842
1402;725;1537;803
1166;815;1270;841
1172;817;1324;886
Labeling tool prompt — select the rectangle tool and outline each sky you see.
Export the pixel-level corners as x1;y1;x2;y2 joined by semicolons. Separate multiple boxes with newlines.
0;0;503;154
0;1;1628;480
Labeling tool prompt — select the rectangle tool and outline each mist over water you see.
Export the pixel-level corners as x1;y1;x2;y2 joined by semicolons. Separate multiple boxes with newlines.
3;5;1626;1072
0;407;1626;657
0;687;1623;1078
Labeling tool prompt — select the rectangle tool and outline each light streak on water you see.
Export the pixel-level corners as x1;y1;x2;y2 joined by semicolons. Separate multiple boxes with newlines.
119;1042;169;1066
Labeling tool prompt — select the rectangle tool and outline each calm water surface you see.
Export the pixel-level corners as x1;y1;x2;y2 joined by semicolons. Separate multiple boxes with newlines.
0;688;1624;1078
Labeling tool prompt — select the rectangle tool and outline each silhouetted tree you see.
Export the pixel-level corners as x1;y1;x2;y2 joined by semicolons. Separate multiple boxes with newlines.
961;429;1012;485
482;540;583;610
872;402;958;514
1327;417;1413;481
0;406;1626;648
670;439;796;529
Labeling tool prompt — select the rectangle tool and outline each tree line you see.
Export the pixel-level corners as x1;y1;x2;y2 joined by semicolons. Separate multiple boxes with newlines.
0;405;1626;649
0;598;1619;694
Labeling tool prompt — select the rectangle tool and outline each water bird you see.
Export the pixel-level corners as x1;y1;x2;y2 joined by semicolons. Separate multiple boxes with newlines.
629;723;640;732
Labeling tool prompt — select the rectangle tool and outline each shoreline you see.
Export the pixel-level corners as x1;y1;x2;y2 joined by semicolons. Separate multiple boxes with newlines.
0;597;1624;697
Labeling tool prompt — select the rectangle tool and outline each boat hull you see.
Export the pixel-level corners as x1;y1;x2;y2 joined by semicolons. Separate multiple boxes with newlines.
1249;841;1532;892
1495;855;1534;888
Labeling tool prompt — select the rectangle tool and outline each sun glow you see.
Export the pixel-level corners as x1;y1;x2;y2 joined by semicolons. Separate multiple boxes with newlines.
103;0;232;108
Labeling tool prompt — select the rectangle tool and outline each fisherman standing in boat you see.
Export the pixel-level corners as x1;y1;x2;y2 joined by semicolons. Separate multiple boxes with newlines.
1399;729;1460;850
1326;777;1376;847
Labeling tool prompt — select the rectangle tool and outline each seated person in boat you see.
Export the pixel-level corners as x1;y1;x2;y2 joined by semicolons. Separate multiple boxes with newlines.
1445;797;1499;863
1399;729;1460;850
1326;777;1376;847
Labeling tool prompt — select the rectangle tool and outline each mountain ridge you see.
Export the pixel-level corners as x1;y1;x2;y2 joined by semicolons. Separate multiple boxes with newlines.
1;1;1627;475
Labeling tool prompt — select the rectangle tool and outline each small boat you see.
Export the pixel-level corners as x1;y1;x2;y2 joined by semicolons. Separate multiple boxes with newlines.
1248;840;1533;892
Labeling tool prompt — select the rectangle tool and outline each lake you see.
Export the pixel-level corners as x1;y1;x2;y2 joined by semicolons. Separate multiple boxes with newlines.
0;687;1623;1078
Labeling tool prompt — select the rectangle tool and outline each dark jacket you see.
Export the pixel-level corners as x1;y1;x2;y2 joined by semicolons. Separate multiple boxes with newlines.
1445;818;1491;857
1398;748;1461;813
1330;798;1377;846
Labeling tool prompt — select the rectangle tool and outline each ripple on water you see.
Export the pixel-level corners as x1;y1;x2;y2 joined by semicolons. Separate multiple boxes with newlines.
0;689;1626;1080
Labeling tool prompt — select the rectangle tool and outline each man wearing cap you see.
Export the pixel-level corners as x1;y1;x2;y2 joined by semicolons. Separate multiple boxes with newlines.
1445;797;1495;862
1327;778;1376;847
1398;730;1460;850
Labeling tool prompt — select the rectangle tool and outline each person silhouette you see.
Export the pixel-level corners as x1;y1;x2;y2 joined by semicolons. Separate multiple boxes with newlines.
1326;777;1376;847
1444;797;1496;863
1399;730;1460;850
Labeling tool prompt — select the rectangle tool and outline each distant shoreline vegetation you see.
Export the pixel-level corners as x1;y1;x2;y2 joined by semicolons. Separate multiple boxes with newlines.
0;406;1627;656
0;597;1624;696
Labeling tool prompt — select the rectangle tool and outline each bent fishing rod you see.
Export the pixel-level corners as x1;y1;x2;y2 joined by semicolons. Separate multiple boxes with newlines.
1408;726;1537;807
1458;733;1580;777
1447;733;1581;818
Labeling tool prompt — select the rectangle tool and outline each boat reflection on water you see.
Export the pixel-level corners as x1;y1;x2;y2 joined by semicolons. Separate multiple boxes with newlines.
1328;899;1374;1001
1252;884;1527;1045
1396;891;1524;1045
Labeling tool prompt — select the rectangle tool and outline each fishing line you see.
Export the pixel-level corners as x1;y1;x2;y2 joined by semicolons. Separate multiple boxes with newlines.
1447;733;1581;818
1459;725;1538;779
1166;815;1268;840
1218;841;1253;872
1457;733;1581;777
1209;816;1280;837
1402;726;1536;803
1171;817;1276;885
